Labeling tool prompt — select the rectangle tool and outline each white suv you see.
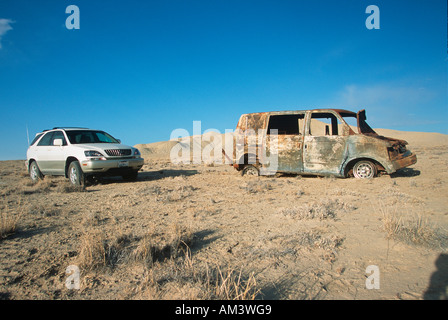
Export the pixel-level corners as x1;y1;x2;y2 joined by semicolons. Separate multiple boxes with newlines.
26;127;144;185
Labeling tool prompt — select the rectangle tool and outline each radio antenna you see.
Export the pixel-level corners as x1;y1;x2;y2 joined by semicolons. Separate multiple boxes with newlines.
26;124;30;145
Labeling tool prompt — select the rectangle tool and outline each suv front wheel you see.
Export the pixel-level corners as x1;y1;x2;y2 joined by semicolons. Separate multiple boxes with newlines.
68;161;85;186
29;161;44;182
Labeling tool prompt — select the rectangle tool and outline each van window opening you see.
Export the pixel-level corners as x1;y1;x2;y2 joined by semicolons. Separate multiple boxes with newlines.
309;112;342;136
267;114;304;135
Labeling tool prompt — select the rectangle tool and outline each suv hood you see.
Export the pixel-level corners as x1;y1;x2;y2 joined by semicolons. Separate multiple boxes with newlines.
76;143;135;151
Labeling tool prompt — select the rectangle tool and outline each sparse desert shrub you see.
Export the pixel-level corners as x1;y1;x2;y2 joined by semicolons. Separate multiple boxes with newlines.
278;199;354;220
21;178;56;194
207;266;259;300
56;182;86;193
76;229;106;270
295;230;344;251
0;197;25;240
293;229;344;263
380;206;448;250
29;204;61;217
133;223;194;265
77;224;195;271
81;211;102;227
157;185;196;202
0;211;19;240
242;180;273;194
144;252;260;300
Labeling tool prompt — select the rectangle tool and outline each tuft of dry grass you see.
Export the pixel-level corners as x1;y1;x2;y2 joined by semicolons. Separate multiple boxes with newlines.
0;197;26;240
278;199;354;220
75;223;260;300
0;211;19;240
56;182;86;193
295;230;344;251
76;229;107;270
142;249;260;300
241;180;274;194
76;223;195;271
380;205;448;250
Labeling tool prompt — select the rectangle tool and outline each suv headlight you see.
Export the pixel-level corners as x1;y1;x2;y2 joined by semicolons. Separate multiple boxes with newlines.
133;148;141;158
84;150;106;160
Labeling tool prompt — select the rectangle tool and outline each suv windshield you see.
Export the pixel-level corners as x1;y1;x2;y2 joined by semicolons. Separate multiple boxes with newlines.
65;130;119;144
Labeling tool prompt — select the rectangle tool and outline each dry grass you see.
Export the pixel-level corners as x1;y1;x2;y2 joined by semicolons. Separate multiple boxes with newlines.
241;180;274;194
75;223;260;300
55;182;86;193
142;249;260;300
76;223;194;271
0;211;19;240
0;197;25;240
278;199;354;220
380;204;448;250
296;230;344;251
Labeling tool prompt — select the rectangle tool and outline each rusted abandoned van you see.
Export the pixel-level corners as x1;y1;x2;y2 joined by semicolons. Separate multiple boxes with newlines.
226;109;417;179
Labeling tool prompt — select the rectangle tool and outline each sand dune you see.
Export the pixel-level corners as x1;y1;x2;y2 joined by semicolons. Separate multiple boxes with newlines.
135;127;448;161
375;129;448;148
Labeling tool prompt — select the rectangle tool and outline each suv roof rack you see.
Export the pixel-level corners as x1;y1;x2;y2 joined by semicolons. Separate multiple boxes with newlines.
52;127;89;130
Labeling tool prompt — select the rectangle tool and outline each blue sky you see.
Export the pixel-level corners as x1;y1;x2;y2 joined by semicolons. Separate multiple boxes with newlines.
0;0;446;160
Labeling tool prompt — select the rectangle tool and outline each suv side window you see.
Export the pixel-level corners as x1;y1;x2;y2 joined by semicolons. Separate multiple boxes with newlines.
51;131;67;146
30;133;43;146
37;132;54;146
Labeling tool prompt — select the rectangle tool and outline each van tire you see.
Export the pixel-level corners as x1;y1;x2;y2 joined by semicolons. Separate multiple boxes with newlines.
353;160;377;179
241;165;260;177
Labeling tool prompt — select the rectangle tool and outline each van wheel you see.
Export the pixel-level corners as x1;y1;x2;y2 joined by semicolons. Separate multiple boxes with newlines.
68;161;84;186
353;160;377;179
29;161;43;182
241;165;260;177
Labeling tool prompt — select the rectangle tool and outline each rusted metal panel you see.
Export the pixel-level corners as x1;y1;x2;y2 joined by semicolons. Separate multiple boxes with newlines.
266;134;303;173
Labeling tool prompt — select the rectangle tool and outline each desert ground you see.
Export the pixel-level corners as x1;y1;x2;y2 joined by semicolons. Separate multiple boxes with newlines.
0;129;447;300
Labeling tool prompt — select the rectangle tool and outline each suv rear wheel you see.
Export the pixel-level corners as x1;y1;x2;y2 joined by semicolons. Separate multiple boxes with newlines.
68;161;85;186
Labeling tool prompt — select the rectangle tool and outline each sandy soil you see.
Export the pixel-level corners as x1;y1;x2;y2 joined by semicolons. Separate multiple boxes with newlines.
0;130;447;300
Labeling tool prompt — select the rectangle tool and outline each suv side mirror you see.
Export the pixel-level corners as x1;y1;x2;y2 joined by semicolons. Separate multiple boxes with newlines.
117;139;121;143
53;139;63;146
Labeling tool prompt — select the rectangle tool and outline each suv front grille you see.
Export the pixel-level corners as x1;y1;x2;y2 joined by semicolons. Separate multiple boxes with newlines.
105;149;132;157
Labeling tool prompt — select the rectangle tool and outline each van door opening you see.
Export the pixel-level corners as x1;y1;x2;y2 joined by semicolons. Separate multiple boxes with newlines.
303;111;348;176
266;113;305;173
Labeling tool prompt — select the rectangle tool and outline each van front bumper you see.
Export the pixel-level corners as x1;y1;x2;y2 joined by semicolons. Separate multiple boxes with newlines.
391;152;417;171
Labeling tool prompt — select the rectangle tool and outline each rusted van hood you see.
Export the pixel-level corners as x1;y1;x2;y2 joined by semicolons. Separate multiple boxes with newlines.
363;132;409;147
